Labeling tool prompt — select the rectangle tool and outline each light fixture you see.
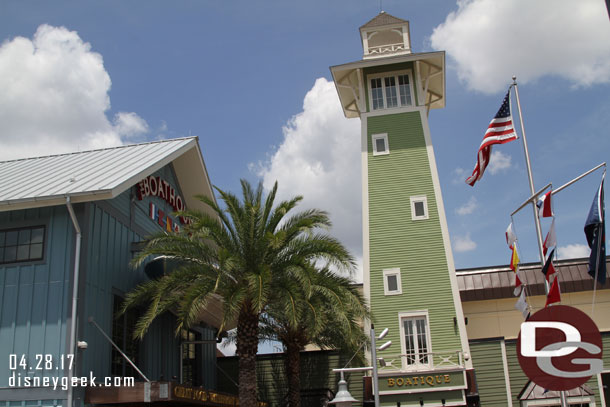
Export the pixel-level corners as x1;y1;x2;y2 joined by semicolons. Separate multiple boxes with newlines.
328;372;358;407
377;357;386;367
378;327;389;340
378;340;392;351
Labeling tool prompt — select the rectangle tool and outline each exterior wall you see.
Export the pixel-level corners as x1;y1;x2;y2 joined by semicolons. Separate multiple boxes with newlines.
0;205;75;404
463;290;610;340
366;111;463;359
0;162;218;405
469;340;511;406
217;351;363;407
80;163;217;390
468;334;610;406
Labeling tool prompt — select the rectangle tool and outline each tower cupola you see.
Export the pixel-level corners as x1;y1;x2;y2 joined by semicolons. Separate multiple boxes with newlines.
359;11;412;59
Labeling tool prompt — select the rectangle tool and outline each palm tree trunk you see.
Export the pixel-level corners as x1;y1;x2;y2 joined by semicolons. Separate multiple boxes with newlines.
284;341;301;407
237;307;260;407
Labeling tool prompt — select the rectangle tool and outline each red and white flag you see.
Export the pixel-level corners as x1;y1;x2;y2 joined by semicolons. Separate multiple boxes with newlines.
545;276;561;307
543;218;557;256
536;190;554;218
466;90;518;186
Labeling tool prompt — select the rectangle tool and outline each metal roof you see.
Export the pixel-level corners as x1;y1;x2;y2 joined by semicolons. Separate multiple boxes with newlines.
0;137;210;211
456;257;610;301
360;11;408;30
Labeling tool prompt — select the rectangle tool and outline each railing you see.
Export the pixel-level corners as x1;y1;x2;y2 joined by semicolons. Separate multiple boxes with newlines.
377;350;464;373
366;43;409;56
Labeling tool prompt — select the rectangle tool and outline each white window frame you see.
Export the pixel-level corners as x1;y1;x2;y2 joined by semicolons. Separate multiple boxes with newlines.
398;310;432;371
382;268;402;295
371;133;389;156
368;69;415;111
410;195;428;220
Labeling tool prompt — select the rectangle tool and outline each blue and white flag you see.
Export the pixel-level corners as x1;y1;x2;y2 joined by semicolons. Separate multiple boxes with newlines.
584;174;606;285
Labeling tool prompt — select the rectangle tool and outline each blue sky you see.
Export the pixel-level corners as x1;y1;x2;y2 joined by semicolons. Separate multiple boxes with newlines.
1;1;609;352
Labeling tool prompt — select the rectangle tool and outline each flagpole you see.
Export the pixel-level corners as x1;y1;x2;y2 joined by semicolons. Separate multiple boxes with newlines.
513;76;570;407
512;77;548;289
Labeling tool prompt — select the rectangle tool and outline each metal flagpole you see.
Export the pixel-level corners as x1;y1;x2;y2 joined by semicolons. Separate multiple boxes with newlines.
512;77;549;291
512;76;567;407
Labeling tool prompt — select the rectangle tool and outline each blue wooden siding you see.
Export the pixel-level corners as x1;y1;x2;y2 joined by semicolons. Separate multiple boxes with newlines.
0;163;218;404
0;206;73;389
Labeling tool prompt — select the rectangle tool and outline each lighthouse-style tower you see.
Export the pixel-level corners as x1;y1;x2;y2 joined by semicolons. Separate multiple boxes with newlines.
331;12;474;406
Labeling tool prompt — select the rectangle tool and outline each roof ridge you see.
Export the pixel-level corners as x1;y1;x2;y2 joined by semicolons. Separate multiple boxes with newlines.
0;136;198;164
360;11;408;30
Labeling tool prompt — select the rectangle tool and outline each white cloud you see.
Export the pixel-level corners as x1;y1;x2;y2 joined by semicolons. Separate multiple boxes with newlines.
452;167;468;185
256;78;362;281
113;112;149;139
455;196;478;216
453;234;477;252
430;0;610;93
488;150;512;175
557;244;590;259
0;24;149;160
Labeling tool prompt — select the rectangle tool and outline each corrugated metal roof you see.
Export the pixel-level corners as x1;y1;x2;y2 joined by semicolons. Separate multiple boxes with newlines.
0;137;199;210
360;11;408;30
456;257;610;301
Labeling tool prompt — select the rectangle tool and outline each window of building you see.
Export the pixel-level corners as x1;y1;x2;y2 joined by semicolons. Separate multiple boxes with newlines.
369;71;414;111
383;268;402;295
372;133;389;156
181;329;202;386
111;295;140;378
0;226;45;265
410;196;429;220
399;312;431;369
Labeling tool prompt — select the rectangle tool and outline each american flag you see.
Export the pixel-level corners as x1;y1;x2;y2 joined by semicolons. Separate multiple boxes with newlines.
466;90;518;186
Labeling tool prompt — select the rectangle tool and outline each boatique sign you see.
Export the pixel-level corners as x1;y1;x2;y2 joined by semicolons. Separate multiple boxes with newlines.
378;370;466;394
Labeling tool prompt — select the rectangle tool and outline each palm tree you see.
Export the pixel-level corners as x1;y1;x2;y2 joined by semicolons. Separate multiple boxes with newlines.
261;266;369;407
122;180;355;407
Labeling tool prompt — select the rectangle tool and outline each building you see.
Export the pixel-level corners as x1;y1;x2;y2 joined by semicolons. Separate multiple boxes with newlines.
330;11;610;407
0;137;228;406
458;257;610;406
331;11;473;406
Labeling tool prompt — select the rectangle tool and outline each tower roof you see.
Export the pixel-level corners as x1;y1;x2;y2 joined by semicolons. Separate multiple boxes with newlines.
360;11;408;30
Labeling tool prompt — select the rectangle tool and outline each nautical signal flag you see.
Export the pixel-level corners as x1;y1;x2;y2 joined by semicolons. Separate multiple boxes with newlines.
543;218;557;256
584;174;606;285
466;90;518;186
536;190;554;218
540;248;557;282
506;223;517;249
515;289;530;319
545;276;561;307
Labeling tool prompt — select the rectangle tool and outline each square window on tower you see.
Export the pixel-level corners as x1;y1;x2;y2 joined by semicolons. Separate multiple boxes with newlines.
410;196;429;220
372;133;389;156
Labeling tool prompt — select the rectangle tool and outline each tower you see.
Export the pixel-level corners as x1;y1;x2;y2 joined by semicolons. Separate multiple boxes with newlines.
331;12;474;406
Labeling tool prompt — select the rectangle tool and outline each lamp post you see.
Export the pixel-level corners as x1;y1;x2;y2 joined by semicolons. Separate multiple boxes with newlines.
371;325;391;407
329;326;391;407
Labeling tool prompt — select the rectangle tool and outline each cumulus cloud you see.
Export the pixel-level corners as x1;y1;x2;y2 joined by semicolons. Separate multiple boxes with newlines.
430;0;610;93
453;234;477;252
452;167;468;185
456;196;478;216
557;244;590;259
488;150;512;175
255;78;362;281
0;24;148;160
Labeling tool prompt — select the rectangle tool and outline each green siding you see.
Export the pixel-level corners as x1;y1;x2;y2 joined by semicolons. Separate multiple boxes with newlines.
217;351;363;407
367;111;462;358
469;340;509;406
